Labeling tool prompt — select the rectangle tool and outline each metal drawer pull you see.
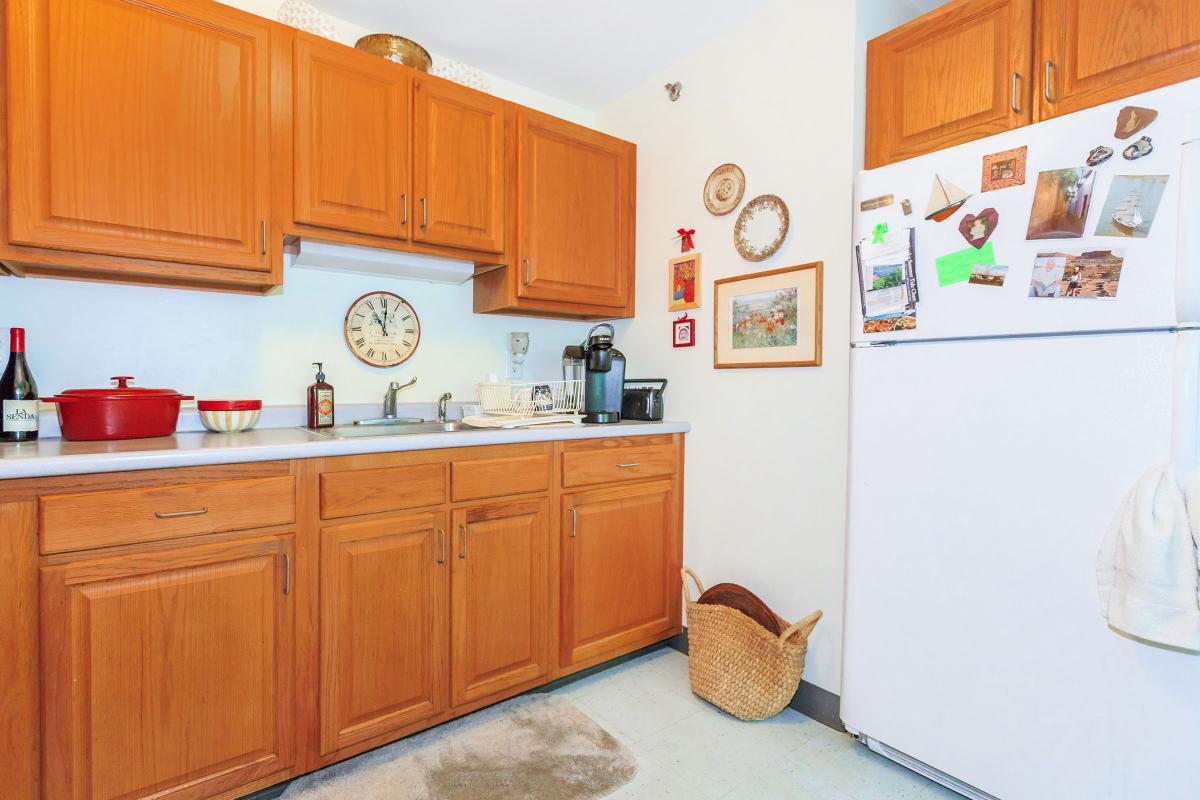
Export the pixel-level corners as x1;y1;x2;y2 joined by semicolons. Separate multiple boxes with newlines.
1010;71;1021;113
283;553;292;595
154;507;208;519
436;528;446;564
459;524;468;559
421;197;428;229
1043;60;1055;103
402;193;408;225
260;220;267;256
569;507;577;538
523;258;531;285
616;462;641;468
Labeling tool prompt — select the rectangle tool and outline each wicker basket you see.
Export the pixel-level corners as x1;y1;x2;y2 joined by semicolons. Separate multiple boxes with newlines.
682;567;822;721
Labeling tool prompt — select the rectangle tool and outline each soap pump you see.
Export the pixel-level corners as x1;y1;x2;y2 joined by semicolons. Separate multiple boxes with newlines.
307;362;335;429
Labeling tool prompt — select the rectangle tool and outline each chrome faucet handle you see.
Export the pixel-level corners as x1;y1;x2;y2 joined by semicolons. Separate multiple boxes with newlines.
382;377;418;419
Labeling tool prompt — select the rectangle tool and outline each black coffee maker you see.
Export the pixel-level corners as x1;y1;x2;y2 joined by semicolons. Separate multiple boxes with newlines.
562;323;625;423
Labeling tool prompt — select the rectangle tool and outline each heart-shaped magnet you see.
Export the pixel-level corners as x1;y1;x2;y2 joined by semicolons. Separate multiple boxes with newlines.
958;208;999;249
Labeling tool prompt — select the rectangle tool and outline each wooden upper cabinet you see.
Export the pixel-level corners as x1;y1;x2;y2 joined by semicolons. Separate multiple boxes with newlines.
865;0;1033;168
516;109;635;311
1037;0;1200;119
450;499;550;707
40;534;295;800
293;36;410;239
412;77;506;253
320;512;449;755
5;0;272;270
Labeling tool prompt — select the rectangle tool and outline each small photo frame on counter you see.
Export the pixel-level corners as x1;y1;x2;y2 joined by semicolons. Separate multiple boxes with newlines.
713;262;822;368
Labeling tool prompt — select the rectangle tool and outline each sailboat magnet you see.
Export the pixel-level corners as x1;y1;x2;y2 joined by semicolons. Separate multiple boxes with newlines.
924;175;971;222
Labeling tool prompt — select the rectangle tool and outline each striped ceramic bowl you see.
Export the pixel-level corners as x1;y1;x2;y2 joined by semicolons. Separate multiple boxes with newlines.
197;400;262;433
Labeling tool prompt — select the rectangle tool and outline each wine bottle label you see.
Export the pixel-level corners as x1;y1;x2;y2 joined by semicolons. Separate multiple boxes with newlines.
314;389;334;426
2;399;39;432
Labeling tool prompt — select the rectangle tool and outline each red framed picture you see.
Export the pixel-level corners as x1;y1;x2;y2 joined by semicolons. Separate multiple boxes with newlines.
673;314;695;348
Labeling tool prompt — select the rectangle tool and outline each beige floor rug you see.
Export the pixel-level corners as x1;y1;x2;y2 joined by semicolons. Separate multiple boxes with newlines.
281;694;637;800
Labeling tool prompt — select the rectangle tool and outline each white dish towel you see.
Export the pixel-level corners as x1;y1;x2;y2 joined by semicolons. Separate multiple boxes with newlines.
1096;465;1200;650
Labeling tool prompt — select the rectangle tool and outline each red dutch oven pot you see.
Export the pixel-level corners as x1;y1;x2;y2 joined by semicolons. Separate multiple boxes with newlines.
44;376;194;441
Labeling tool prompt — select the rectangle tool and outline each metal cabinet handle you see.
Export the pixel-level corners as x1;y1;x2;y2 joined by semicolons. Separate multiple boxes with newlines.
616;462;641;468
260;220;267;256
458;524;468;559
154;507;208;519
283;553;292;595
1010;71;1021;113
402;193;408;226
522;258;531;285
436;528;445;564
421;197;428;229
1043;60;1055;103
569;507;577;538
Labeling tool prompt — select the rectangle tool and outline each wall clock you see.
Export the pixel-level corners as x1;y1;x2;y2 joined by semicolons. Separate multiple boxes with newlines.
343;291;421;368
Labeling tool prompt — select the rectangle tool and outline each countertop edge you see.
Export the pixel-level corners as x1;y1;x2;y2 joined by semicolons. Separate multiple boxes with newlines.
0;421;692;481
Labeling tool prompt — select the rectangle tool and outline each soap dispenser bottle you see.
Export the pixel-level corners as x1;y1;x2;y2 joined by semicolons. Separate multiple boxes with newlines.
307;362;334;429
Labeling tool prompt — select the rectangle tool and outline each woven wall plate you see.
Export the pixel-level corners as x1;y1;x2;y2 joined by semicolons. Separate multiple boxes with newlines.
703;163;746;216
733;194;789;261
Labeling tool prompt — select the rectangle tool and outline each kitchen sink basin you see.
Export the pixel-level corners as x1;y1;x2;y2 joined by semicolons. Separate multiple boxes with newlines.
310;421;477;438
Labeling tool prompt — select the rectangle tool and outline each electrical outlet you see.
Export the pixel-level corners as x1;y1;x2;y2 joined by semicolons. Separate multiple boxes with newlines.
508;359;524;380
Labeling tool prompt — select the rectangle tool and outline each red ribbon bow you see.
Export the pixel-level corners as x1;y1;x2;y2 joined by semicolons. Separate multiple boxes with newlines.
676;228;696;252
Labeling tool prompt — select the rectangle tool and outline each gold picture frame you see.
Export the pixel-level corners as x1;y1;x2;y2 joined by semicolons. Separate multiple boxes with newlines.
713;261;822;368
668;253;701;312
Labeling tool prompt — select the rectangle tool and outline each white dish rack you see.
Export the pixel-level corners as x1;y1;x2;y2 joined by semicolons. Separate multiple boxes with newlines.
476;379;584;417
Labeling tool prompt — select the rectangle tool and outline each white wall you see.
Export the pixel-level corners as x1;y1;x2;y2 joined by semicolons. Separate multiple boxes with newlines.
596;0;857;693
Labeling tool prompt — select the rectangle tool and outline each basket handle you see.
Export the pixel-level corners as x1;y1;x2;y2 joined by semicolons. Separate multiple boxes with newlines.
680;567;705;603
780;609;823;643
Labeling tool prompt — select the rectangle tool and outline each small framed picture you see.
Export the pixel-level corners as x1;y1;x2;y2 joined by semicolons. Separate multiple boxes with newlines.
713;262;822;368
981;146;1028;192
668;253;701;312
673;314;695;348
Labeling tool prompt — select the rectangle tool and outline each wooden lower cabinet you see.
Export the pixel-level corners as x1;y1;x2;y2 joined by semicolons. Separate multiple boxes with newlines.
450;499;550;707
559;480;679;670
319;512;449;755
40;533;296;800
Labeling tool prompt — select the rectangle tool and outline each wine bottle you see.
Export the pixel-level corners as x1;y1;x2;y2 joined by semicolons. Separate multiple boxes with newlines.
1;327;38;442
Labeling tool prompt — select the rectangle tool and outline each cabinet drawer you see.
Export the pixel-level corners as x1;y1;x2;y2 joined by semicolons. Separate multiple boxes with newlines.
40;476;296;554
561;439;677;488
451;454;550;502
321;462;447;519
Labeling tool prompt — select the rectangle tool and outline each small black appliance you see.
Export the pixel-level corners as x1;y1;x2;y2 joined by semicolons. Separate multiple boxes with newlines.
621;379;667;421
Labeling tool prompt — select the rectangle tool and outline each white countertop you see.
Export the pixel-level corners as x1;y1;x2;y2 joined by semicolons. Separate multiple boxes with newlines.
0;420;690;480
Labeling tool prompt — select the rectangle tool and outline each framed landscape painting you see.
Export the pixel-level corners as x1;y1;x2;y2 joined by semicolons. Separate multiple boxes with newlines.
713;261;822;368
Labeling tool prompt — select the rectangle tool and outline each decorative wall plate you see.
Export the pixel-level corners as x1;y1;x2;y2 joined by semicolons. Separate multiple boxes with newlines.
703;163;746;216
733;194;789;262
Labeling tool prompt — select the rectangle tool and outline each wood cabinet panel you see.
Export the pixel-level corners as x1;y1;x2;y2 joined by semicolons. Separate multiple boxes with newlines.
5;0;272;270
320;513;448;754
412;77;505;253
39;476;296;554
515;109;634;309
1037;0;1200;118
451;453;551;502
450;499;549;706
320;463;447;520
293;36;410;238
41;534;295;800
865;0;1033;167
560;480;678;669
561;441;677;488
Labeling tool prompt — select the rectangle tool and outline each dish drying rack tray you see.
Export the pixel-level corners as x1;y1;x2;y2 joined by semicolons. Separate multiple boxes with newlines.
476;380;584;417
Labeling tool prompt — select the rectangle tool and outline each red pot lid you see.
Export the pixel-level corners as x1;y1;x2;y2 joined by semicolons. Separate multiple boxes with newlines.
197;399;262;411
56;376;191;400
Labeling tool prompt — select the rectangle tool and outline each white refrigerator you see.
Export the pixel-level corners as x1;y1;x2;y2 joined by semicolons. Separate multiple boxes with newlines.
844;79;1200;800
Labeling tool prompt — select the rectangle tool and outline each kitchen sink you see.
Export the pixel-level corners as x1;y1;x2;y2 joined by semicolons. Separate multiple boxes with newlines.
310;421;478;438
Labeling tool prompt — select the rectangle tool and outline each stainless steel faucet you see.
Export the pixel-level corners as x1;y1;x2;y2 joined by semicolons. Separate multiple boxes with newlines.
437;392;452;423
355;377;421;426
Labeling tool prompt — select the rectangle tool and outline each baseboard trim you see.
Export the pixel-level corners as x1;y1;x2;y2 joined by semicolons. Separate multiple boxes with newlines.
666;627;843;731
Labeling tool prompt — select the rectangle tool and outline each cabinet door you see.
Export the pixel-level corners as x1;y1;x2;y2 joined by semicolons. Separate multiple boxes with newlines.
450;499;549;707
516;110;634;309
412;77;505;253
320;513;449;755
1037;0;1200;119
6;0;272;270
560;481;678;669
293;37;410;239
41;535;295;800
865;0;1033;168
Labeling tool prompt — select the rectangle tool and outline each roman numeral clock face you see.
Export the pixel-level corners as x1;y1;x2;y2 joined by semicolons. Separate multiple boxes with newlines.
343;291;421;368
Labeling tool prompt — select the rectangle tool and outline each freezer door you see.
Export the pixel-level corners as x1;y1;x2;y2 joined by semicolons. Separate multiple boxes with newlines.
852;79;1200;344
842;331;1200;800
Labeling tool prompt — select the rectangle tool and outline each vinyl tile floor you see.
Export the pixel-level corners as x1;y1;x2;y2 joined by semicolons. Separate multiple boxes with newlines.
553;648;963;800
